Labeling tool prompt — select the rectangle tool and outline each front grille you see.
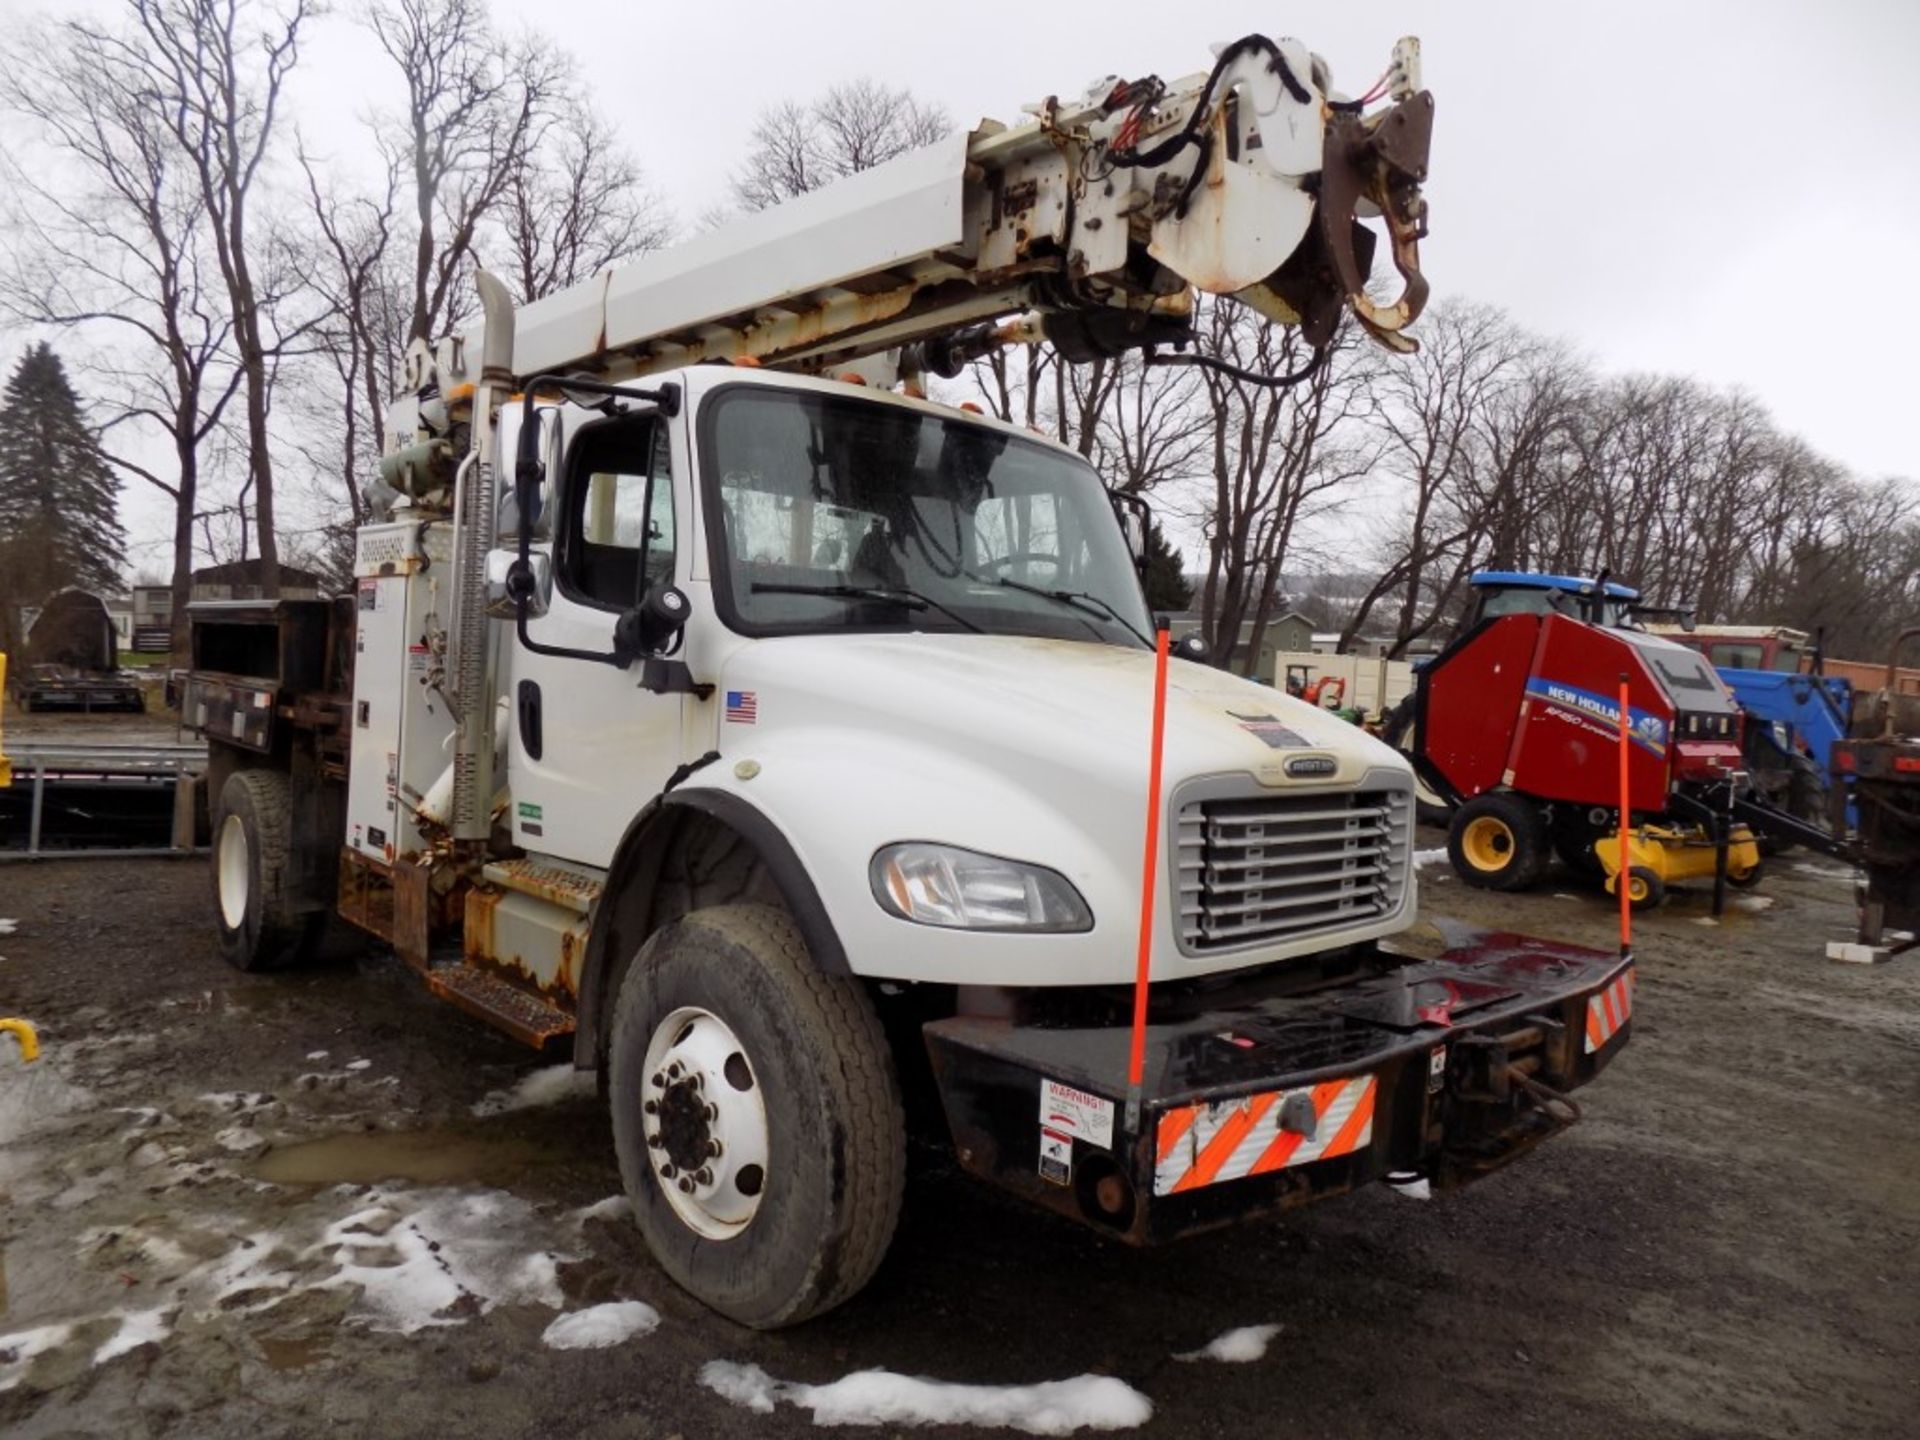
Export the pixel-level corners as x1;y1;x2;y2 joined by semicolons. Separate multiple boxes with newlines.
1174;785;1412;951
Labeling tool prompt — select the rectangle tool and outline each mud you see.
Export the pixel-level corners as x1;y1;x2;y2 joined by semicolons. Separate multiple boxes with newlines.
1;838;1916;1438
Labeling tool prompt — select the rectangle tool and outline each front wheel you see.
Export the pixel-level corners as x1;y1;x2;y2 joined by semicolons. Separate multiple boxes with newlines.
608;903;904;1328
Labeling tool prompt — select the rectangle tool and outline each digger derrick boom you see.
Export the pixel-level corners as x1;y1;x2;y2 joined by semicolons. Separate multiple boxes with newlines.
425;33;1433;393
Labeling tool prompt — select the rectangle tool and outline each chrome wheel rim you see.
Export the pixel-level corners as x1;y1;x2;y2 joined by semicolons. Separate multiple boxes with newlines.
217;814;249;929
640;1006;770;1239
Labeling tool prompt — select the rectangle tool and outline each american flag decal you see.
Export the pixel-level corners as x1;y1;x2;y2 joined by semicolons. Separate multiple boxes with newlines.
725;690;758;724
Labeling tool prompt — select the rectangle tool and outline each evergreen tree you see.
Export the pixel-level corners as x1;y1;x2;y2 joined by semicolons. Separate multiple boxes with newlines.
1142;519;1192;612
0;343;126;601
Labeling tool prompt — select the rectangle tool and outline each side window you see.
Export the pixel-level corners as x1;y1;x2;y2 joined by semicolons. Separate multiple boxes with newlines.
562;419;675;609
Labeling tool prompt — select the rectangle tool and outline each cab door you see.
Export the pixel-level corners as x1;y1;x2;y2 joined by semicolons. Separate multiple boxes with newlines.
507;408;687;866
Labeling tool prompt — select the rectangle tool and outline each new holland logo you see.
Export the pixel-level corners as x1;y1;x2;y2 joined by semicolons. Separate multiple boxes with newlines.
1285;754;1338;778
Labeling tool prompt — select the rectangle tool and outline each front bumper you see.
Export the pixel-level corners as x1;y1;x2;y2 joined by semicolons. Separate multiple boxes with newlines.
923;920;1633;1243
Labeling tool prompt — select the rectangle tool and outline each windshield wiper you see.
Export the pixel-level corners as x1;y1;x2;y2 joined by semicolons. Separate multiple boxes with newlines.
750;582;984;634
989;576;1154;649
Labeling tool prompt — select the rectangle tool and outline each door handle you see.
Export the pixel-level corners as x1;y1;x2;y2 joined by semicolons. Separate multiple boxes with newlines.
518;679;543;761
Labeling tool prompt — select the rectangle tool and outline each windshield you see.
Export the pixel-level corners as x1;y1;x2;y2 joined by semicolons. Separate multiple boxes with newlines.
701;385;1152;646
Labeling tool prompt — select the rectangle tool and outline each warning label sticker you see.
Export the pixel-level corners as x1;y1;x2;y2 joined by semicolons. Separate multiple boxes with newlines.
1039;1079;1115;1148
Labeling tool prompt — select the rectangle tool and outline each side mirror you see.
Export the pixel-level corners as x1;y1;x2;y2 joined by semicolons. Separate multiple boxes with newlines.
1172;633;1210;664
1110;490;1151;572
513;400;545;537
486;547;549;618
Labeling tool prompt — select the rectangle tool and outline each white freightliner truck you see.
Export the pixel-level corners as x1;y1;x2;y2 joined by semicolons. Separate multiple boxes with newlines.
184;35;1633;1327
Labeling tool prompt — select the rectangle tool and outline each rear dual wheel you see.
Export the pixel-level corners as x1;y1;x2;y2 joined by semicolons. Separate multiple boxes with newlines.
212;769;323;971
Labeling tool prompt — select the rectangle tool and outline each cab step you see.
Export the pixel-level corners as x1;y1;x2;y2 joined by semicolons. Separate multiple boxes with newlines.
427;964;577;1048
481;855;604;915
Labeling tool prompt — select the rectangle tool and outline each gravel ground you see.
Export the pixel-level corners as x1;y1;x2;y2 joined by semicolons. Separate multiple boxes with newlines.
1;839;1916;1439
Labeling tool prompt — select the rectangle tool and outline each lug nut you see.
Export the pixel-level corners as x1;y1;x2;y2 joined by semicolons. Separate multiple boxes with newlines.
677;1177;694;1193
704;1103;718;1121
694;1168;714;1187
650;1071;665;1089
643;1099;658;1114
689;1074;703;1090
707;1138;723;1157
647;1134;664;1149
660;1163;676;1179
667;1062;682;1078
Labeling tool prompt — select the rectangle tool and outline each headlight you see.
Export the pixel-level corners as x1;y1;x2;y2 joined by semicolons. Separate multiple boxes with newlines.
870;843;1092;933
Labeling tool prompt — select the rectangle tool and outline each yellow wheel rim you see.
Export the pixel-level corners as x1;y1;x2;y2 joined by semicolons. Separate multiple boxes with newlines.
1461;815;1516;872
1628;874;1651;902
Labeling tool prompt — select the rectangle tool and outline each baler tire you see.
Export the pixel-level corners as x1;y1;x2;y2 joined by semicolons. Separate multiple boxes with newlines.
608;902;904;1329
211;768;319;972
1448;793;1550;892
1625;865;1665;911
1727;861;1765;890
1382;698;1453;827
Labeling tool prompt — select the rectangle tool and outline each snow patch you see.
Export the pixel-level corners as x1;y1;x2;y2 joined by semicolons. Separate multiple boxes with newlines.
1174;1323;1282;1363
1388;1176;1433;1201
471;1063;594;1117
1413;848;1449;869
344;1059;373;1072
305;1050;330;1061
0;918;16;934
698;1361;1152;1434
570;1194;630;1226
541;1301;659;1350
1731;894;1774;912
0;1322;73;1393
308;1188;567;1332
93;1307;175;1365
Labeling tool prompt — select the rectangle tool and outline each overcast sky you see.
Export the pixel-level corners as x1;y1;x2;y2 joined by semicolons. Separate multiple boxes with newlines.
1;0;1915;574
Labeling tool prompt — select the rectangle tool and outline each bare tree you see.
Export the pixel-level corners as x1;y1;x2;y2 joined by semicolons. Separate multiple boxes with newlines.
731;79;949;211
0;14;247;656
503;98;673;302
299;142;405;531
1189;302;1380;673
127;0;311;592
365;0;567;344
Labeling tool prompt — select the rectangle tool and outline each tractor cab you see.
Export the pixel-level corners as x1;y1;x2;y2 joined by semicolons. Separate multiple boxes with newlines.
1470;571;1641;630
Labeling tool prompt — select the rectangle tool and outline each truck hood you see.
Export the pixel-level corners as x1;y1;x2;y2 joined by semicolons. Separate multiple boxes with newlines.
705;633;1416;987
719;632;1408;805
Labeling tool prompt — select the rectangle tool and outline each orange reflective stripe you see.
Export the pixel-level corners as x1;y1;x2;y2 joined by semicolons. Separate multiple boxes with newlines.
1322;1079;1376;1158
1586;1006;1606;1050
1602;988;1621;1030
1249;1079;1345;1175
1156;1104;1198;1164
1172;1093;1276;1193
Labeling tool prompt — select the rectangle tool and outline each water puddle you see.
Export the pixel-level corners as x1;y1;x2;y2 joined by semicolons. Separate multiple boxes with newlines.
249;1123;586;1190
257;1334;331;1371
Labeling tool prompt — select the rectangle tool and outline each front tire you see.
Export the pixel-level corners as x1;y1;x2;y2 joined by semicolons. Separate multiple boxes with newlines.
608;903;904;1328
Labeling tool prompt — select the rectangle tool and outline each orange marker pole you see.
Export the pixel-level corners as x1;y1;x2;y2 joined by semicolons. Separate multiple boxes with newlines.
1617;673;1633;958
1126;625;1173;1132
